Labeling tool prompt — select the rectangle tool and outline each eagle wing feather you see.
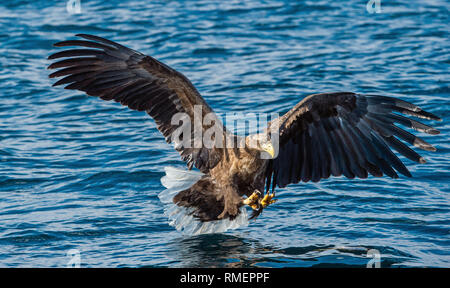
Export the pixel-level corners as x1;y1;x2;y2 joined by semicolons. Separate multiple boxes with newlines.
265;92;441;191
48;34;226;172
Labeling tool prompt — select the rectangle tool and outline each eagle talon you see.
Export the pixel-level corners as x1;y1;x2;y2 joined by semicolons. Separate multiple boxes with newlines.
243;190;262;210
260;193;277;208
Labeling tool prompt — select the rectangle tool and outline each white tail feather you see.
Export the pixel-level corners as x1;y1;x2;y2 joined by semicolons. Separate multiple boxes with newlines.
158;166;248;235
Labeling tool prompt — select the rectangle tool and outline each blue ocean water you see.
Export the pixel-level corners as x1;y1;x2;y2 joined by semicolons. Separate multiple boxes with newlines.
0;0;449;267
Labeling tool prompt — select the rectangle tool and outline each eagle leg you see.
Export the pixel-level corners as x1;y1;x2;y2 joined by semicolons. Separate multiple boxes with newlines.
243;189;262;210
244;190;277;220
260;192;277;208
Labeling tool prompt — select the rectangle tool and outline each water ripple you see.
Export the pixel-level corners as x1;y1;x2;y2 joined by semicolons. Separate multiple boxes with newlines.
0;0;449;267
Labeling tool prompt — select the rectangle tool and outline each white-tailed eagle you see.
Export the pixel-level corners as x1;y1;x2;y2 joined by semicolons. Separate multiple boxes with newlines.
48;34;441;234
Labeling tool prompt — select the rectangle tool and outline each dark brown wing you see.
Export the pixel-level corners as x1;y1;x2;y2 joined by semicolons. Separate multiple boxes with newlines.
265;92;441;191
48;34;226;172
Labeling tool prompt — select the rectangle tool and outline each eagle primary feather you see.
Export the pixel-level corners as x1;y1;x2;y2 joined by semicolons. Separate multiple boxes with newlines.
49;34;225;173
265;92;441;191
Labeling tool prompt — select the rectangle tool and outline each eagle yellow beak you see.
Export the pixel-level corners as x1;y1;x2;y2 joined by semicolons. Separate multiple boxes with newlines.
263;143;275;158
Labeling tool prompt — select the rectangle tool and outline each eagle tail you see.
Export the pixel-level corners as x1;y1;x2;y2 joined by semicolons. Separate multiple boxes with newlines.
159;167;248;235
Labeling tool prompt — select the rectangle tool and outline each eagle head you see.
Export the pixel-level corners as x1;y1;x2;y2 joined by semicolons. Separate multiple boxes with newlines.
246;133;276;159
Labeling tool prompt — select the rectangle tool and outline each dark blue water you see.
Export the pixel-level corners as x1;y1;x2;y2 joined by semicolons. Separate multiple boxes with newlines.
0;0;449;267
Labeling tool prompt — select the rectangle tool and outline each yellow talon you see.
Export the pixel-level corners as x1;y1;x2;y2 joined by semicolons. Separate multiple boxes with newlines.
247;191;260;203
249;203;259;210
244;191;277;211
243;190;262;210
260;193;277;208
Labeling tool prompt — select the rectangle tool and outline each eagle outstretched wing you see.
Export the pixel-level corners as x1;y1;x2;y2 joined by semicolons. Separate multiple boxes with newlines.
265;92;441;190
48;34;225;172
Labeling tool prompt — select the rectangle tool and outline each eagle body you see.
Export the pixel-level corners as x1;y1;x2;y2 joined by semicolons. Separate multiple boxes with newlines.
48;34;442;235
175;146;269;222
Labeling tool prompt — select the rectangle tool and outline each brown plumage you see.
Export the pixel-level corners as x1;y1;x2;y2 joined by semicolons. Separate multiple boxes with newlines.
48;34;442;226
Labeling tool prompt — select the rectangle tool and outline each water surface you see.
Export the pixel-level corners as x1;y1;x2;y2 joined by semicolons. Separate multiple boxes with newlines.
0;0;449;267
